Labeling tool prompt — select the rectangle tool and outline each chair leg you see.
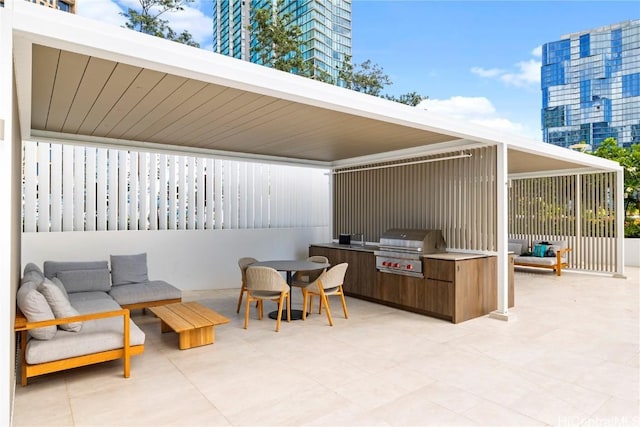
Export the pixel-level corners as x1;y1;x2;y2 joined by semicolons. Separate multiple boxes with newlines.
258;300;263;320
236;285;245;313
244;294;250;329
339;286;349;319
286;292;291;323
302;290;308;320
275;293;285;332
320;290;333;326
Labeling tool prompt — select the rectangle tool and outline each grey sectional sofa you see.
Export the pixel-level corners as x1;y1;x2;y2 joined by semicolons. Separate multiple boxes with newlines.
15;254;181;385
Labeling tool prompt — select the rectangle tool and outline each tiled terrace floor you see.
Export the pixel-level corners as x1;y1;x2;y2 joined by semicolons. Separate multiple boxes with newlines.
13;268;640;426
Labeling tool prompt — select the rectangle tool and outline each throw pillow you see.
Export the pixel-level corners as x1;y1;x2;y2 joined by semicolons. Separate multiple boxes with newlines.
16;286;57;340
50;277;70;301
57;268;112;293
39;279;82;332
532;244;548;257
110;253;149;286
508;242;523;255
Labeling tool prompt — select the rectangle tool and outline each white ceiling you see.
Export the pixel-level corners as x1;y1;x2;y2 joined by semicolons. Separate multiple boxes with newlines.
10;2;622;176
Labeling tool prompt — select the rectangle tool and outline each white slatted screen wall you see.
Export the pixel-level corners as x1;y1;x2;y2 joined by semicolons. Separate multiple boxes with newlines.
22;141;329;232
508;172;618;273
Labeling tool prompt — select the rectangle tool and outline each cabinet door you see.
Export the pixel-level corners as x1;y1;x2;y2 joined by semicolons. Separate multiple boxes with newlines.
418;279;453;319
378;272;418;307
309;246;376;298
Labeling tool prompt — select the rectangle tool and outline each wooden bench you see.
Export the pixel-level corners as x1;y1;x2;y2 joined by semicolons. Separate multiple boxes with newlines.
149;301;229;350
14;308;144;386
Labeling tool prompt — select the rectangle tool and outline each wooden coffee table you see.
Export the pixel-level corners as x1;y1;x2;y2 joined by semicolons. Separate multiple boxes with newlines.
149;301;230;350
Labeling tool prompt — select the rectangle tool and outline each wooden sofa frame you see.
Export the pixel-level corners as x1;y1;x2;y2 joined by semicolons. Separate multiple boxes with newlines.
14;308;144;386
514;247;572;276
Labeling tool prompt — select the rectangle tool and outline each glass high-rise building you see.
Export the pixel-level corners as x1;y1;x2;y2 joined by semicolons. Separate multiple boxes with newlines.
212;0;352;84
541;20;640;148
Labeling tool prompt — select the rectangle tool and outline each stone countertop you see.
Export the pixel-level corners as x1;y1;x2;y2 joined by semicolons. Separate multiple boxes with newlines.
310;243;493;260
423;252;492;261
310;242;379;253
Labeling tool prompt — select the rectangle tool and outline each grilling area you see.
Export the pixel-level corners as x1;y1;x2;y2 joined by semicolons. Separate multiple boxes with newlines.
1;3;634;425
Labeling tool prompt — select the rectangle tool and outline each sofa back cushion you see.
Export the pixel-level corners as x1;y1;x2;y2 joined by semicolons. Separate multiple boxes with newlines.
56;268;112;293
532;240;568;259
110;253;149;286
16;281;57;340
508;238;529;255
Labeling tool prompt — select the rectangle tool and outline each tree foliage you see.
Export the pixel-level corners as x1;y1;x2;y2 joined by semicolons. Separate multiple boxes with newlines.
251;0;308;75
591;137;640;216
338;55;427;105
121;0;199;48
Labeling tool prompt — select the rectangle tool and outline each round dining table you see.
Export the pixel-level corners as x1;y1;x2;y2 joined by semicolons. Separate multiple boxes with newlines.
251;260;330;321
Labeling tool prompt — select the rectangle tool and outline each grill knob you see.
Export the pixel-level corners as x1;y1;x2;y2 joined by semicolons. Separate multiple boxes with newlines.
382;261;389;267
406;265;413;270
393;263;400;268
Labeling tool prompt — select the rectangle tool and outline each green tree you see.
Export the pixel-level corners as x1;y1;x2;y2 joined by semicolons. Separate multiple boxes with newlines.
338;55;391;96
383;91;428;107
250;0;309;75
591;137;640;216
121;0;200;48
338;55;427;105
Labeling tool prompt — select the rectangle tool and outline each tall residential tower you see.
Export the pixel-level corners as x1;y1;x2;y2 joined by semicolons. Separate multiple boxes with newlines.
212;0;351;84
541;20;640;148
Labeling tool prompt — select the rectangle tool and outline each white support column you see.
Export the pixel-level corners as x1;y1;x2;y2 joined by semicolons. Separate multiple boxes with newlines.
615;168;625;277
0;4;18;425
490;142;512;321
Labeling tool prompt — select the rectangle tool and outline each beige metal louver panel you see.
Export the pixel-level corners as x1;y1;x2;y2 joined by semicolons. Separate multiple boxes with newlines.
333;146;497;251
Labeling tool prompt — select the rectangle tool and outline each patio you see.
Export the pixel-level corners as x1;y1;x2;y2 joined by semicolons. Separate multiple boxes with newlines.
12;268;639;426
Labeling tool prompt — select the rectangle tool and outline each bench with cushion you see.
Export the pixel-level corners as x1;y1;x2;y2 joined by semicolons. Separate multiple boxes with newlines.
15;253;181;385
509;238;572;276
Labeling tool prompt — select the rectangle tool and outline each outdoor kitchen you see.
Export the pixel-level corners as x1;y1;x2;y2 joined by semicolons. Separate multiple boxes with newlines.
309;228;514;324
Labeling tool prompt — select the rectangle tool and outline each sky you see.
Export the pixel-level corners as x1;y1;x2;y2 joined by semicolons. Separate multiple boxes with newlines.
76;0;639;141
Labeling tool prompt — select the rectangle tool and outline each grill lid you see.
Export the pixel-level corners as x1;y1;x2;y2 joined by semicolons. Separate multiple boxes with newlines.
378;229;446;254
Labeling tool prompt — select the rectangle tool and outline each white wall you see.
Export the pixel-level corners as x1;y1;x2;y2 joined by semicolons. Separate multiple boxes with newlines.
22;227;331;290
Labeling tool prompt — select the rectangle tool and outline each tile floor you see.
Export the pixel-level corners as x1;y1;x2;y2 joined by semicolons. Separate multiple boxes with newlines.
12;268;640;426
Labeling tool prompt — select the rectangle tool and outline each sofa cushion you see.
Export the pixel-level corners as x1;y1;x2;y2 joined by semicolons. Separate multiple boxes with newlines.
514;256;559;266
533;240;568;260
110;253;149;286
43;260;109;279
108;280;181;305
50;277;70;301
57;268;112;293
24;295;146;365
508;242;523;255
23;263;45;288
16;284;57;340
38;279;82;332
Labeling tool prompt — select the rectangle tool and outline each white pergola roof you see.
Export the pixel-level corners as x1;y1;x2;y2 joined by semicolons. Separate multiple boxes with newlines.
11;1;621;175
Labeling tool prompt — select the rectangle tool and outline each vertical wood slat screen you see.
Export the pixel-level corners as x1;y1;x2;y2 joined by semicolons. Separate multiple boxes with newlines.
508;172;618;273
22;141;330;232
333;146;497;251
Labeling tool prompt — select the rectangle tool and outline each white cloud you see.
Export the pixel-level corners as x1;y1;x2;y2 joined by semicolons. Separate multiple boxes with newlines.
77;0;126;27
531;45;542;57
78;0;212;48
471;49;541;88
471;67;504;78
499;59;541;87
417;96;525;135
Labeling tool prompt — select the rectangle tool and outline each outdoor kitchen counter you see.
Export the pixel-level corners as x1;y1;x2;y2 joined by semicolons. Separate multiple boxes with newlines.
309;244;514;323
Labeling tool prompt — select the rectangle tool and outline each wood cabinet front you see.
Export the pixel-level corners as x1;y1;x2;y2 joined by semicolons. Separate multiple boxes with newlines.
309;245;513;323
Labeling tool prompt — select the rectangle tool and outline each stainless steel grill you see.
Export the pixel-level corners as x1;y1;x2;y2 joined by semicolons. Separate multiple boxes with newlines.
375;229;446;278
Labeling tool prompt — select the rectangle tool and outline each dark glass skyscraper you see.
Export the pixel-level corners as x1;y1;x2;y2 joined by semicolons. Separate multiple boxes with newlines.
541;20;640;148
212;1;351;84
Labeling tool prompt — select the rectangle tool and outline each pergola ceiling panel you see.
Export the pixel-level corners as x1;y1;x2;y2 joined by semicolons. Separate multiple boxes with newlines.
30;44;456;162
